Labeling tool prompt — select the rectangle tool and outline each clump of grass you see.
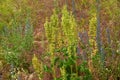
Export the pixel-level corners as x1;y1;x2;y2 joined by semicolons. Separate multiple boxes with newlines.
0;17;33;79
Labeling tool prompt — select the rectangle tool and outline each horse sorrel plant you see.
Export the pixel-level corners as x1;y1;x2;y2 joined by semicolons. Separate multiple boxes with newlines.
32;54;43;80
36;5;92;80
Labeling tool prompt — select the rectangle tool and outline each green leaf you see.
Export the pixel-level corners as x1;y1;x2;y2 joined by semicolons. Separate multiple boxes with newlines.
43;65;52;73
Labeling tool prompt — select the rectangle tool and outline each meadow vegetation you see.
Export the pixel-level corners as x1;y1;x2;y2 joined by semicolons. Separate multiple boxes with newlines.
0;0;120;80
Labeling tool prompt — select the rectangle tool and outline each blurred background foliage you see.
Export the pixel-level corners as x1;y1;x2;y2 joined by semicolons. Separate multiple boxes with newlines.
0;0;44;30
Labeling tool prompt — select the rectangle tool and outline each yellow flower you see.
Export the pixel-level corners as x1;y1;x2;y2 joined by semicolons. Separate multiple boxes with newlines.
60;66;66;80
32;54;43;80
89;13;97;56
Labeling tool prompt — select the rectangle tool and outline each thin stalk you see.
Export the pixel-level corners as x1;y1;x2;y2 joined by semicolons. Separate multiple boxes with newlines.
70;65;73;79
51;51;56;80
96;0;104;67
75;57;78;77
72;0;76;17
74;46;78;77
106;27;114;55
96;0;101;54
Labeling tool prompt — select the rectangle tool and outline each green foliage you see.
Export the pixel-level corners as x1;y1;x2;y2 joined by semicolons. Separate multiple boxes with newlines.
91;52;120;79
0;0;24;27
0;18;33;68
92;54;108;80
43;5;92;80
78;61;92;80
0;0;43;30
